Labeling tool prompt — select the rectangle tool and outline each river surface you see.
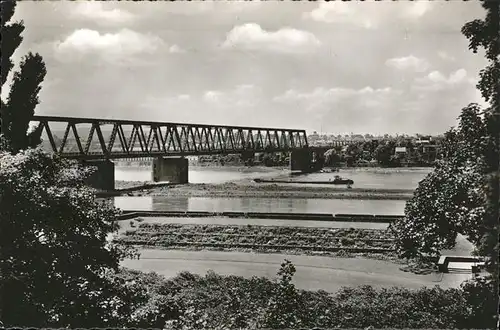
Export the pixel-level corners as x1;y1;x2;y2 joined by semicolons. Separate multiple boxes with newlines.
114;196;407;215
115;165;287;184
115;165;431;188
281;168;432;190
113;165;429;215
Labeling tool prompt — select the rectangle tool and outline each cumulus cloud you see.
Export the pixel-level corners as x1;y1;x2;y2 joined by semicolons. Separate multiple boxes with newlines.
203;85;262;107
385;55;430;72
168;44;186;53
203;90;224;103
304;2;376;29
401;1;433;19
222;23;321;54
304;1;433;28
438;51;456;61
70;1;134;24
413;69;475;91
54;29;164;62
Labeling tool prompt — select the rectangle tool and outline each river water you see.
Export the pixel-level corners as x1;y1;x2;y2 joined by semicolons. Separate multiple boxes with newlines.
115;165;431;188
114;196;407;215
113;165;431;215
115;165;289;183
281;168;432;190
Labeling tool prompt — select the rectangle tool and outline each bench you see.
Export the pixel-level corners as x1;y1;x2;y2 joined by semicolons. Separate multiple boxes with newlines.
437;255;484;273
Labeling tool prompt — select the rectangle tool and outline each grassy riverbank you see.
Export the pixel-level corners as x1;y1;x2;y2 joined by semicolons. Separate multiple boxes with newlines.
117;223;395;257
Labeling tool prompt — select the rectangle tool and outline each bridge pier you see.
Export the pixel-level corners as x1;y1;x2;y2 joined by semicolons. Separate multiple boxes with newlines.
152;157;188;184
82;160;115;191
290;149;312;172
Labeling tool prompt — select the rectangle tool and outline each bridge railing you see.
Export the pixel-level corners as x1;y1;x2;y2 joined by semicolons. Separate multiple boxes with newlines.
32;116;309;160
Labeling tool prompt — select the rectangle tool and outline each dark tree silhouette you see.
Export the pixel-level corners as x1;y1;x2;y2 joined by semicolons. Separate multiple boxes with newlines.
0;0;46;153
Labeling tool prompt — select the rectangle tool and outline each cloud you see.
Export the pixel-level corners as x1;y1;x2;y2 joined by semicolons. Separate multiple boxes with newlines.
273;86;399;118
203;85;262;107
203;90;225;103
168;44;186;53
438;51;456;61
413;69;475;91
274;86;395;103
304;1;434;28
70;1;134;24
385;55;430;72
141;93;191;107
177;94;191;101
222;23;321;54
138;85;265;125
304;2;376;29
54;29;164;62
272;86;402;133
401;1;433;19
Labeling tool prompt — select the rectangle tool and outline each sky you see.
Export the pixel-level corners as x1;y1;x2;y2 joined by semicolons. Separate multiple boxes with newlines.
4;0;490;135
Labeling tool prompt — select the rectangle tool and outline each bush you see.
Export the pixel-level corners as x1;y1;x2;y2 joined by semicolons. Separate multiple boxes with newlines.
112;261;493;329
460;275;498;328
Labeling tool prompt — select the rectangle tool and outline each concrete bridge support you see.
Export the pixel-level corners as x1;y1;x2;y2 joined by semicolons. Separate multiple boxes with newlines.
290;149;312;172
152;157;188;184
83;160;115;191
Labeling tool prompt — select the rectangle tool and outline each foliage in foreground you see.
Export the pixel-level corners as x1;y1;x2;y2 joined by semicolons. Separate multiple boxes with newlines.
0;148;139;327
112;262;497;330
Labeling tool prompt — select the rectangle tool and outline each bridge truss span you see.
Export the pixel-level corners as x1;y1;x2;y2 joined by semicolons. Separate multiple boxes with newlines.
32;116;309;160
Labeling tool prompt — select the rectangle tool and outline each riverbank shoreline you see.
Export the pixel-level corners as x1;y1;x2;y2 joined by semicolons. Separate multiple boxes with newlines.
108;181;414;200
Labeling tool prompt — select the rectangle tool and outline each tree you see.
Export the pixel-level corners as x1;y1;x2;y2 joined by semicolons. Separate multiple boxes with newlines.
0;149;143;326
392;104;487;258
461;0;499;273
374;140;395;166
0;2;160;326
258;260;303;328
393;0;498;274
345;142;363;163
0;0;46;153
324;148;341;166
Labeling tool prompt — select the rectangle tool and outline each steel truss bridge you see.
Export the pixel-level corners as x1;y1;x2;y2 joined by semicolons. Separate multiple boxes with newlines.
33;116;309;160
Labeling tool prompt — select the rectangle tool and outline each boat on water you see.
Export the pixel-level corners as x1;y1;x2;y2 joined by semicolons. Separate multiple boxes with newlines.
330;175;354;185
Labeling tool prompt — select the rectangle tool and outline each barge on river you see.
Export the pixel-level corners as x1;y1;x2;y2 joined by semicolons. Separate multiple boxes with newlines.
254;175;354;185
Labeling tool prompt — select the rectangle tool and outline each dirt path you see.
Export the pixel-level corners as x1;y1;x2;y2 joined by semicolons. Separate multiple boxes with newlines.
121;249;472;293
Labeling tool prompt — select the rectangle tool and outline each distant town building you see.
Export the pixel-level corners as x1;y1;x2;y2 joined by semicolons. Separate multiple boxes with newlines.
395;147;407;155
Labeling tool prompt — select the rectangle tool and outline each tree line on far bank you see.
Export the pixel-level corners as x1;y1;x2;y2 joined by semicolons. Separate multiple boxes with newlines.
199;136;443;168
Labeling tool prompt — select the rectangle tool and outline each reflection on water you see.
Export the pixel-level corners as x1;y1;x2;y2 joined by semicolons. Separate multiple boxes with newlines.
113;166;419;215
114;196;405;215
115;165;286;184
